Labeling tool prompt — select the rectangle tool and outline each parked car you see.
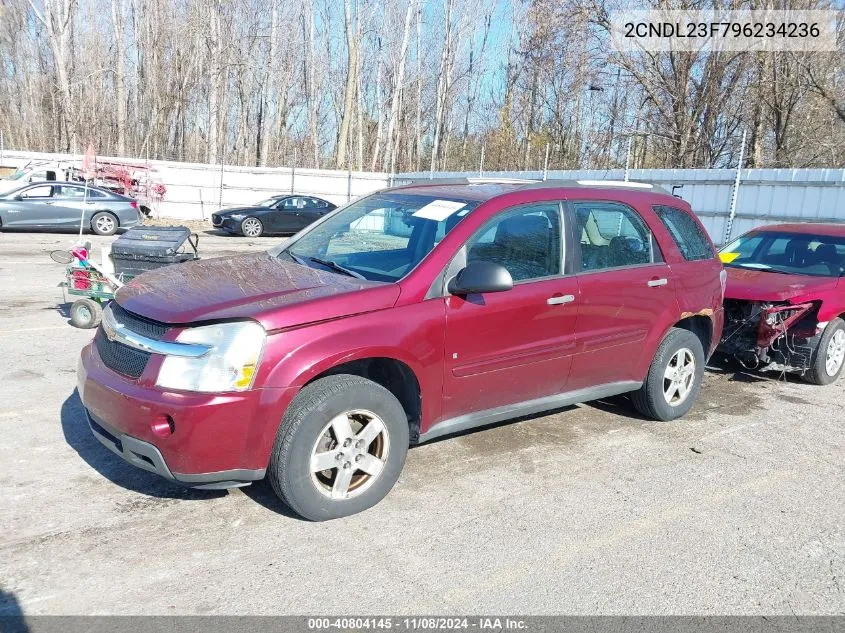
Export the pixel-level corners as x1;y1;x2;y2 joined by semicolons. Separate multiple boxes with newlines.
718;223;845;384
211;194;337;237
78;179;724;520
0;181;141;236
0;159;163;216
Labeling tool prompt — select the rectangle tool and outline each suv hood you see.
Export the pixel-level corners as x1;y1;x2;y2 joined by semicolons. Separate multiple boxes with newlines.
115;253;398;328
725;266;838;303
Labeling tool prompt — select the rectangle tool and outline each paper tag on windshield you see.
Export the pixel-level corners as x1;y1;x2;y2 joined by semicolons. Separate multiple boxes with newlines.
412;200;466;222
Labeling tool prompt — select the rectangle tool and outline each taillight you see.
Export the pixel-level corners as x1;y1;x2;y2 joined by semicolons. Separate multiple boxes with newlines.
129;200;138;209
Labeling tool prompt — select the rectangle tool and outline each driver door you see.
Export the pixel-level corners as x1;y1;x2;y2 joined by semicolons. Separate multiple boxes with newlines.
7;184;56;226
271;196;304;233
441;202;580;420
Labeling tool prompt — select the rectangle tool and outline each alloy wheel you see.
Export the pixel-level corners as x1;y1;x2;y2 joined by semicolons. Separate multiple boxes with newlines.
825;329;845;376
241;218;262;237
663;348;696;406
95;215;115;234
309;410;390;500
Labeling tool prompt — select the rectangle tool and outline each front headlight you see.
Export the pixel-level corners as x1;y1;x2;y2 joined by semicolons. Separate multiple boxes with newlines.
156;321;266;392
227;213;245;220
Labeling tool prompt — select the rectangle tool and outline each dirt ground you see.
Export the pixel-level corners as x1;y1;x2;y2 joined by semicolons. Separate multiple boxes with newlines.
0;228;843;616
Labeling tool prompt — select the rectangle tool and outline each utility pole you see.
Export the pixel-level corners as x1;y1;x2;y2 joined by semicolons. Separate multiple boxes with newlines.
724;129;747;245
542;143;550;181
291;148;297;194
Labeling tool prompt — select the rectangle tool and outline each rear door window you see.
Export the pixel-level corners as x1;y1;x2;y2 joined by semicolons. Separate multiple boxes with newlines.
571;201;656;271
653;205;714;261
56;185;87;198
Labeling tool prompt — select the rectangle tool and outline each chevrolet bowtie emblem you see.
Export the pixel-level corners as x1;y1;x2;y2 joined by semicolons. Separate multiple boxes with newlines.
104;319;124;342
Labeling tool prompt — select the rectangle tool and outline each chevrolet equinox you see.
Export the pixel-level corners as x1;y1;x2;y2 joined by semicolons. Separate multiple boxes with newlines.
78;179;725;520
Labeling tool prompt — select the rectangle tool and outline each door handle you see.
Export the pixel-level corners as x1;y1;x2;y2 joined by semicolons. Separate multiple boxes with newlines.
547;294;575;306
647;278;668;287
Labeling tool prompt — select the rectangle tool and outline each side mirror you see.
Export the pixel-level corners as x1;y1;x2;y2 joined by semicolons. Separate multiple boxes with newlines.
447;260;513;295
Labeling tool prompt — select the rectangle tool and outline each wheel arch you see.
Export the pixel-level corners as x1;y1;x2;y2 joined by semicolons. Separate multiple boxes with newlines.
673;314;713;358
91;209;119;229
304;356;423;442
240;215;263;233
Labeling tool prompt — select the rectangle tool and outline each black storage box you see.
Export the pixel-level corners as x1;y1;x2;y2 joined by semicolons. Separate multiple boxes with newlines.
110;226;199;277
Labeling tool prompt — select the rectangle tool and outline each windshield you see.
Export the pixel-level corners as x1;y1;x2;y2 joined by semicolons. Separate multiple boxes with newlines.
6;169;26;181
256;198;280;207
274;192;479;282
720;231;845;278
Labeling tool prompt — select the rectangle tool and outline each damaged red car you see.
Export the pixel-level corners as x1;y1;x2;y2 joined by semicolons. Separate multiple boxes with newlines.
719;223;845;384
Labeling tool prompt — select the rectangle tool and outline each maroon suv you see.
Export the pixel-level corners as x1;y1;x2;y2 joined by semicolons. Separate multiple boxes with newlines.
78;179;724;520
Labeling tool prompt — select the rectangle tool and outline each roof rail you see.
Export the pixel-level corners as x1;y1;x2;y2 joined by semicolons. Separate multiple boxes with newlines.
465;177;540;184
391;176;670;195
575;179;653;189
393;176;539;187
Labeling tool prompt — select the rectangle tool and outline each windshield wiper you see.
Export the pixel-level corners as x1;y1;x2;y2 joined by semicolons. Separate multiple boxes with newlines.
729;262;796;275
287;250;308;266
292;252;365;280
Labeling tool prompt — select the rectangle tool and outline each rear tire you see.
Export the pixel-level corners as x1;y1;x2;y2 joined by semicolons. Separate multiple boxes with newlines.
631;327;705;421
268;374;409;521
70;298;103;329
91;212;117;236
806;318;845;385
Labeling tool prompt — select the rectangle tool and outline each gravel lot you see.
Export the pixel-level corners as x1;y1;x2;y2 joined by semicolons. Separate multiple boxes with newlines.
0;227;843;616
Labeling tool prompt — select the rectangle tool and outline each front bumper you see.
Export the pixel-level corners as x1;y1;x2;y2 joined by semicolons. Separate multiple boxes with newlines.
86;411;264;489
211;215;241;233
78;340;296;487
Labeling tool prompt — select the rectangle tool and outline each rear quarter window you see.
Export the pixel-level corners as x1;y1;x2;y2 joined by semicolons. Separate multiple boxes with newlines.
653;205;714;261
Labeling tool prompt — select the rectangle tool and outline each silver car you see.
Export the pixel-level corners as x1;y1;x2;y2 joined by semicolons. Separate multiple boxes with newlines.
0;181;142;236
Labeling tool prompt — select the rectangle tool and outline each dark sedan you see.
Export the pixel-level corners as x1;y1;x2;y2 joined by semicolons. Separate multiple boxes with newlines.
211;194;337;237
0;182;142;235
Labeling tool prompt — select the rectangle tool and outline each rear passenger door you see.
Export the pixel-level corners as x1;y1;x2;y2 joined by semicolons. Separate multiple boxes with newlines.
442;202;581;418
566;199;677;390
51;184;93;226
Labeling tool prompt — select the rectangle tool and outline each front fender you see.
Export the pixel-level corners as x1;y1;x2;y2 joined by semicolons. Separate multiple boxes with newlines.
258;299;447;426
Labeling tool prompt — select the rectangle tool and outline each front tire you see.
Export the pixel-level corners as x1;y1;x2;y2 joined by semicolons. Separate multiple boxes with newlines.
806;318;845;385
91;212;117;236
69;298;103;329
631;327;705;421
268;374;409;521
240;217;264;237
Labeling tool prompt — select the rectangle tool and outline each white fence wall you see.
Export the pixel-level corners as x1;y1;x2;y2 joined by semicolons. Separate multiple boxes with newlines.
3;148;844;242
398;168;845;244
0;150;392;220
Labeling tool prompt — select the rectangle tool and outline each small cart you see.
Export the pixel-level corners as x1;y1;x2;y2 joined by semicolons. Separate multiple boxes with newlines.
55;226;199;329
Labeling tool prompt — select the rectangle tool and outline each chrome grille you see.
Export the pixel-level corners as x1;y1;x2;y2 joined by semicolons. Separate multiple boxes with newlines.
108;302;168;340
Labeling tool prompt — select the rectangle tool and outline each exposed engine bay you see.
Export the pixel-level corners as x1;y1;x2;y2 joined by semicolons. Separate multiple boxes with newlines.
719;299;821;374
